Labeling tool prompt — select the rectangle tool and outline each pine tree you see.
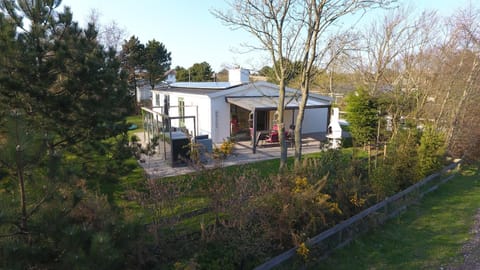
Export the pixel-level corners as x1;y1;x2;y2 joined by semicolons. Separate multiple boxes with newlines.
417;125;445;178
144;39;171;89
344;87;379;146
1;2;131;148
120;35;145;106
0;1;137;267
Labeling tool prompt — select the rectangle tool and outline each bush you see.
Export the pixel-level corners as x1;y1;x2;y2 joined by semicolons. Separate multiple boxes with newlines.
213;139;235;159
344;87;379;146
371;163;399;200
341;136;353;148
417;125;446;178
384;129;420;188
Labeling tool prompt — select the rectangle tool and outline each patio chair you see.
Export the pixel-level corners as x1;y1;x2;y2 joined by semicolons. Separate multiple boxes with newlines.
250;128;269;146
265;129;279;143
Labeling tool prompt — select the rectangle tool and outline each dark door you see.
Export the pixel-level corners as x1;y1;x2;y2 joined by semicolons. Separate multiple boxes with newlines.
256;111;269;130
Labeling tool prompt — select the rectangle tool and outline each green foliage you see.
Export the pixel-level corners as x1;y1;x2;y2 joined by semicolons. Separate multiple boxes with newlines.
370;162;398;200
1;185;145;269
0;2;147;268
120;35;145;104
144;39;171;88
370;125;445;201
120;36;172;91
341;136;353;148
158;150;370;268
344;88;379;146
183;165;342;269
313;166;480;269
306;150;371;217
175;62;214;82
254;175;341;246
1;2;131;147
175;65;189;81
0;116;146;269
383;129;420;189
189;61;213;82
258;65;274;77
259;58;302;86
417;125;446;178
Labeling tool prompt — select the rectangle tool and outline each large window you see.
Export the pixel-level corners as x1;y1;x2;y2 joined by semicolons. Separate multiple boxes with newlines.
163;95;170;115
178;97;185;127
155;93;160;106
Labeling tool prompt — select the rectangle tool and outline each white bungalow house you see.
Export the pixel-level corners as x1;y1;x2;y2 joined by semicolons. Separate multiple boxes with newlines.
146;69;332;153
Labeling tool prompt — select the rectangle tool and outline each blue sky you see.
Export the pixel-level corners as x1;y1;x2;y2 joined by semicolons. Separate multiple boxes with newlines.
61;0;477;72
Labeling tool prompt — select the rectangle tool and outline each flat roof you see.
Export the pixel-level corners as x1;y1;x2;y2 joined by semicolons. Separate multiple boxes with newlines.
226;96;330;111
152;82;248;95
170;82;245;89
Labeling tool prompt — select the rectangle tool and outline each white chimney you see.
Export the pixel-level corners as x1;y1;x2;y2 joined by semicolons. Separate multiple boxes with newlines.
228;68;250;85
326;107;342;149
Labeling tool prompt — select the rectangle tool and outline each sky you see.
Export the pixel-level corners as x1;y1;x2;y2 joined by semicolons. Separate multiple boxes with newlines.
60;0;478;72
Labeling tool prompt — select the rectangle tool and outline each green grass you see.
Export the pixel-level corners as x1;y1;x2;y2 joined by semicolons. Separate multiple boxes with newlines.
302;166;480;270
126;114;144;138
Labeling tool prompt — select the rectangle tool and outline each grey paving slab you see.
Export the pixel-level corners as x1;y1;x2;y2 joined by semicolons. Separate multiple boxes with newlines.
134;132;326;179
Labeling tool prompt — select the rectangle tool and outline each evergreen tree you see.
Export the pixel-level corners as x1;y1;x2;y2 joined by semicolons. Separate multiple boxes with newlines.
175;65;189;82
144;39;171;89
0;1;139;268
189;61;213;82
344;88;379;146
0;1;131;148
417;125;445;178
174;62;214;82
120;35;145;106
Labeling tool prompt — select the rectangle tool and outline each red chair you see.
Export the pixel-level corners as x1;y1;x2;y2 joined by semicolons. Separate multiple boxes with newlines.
265;129;279;143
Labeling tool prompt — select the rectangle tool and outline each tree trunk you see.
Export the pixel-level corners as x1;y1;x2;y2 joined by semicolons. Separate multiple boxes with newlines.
16;151;28;234
447;57;479;146
294;91;308;169
14;117;28;237
278;79;287;170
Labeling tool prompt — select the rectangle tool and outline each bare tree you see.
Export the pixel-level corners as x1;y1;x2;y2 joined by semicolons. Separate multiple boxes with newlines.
214;0;395;169
354;6;436;95
355;3;480;160
345;6;439;145
292;0;395;168
213;0;303;169
100;20;128;52
438;5;480;157
86;8;128;52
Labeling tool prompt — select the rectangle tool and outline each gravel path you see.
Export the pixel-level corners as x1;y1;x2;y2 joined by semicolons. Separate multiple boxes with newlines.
447;209;480;270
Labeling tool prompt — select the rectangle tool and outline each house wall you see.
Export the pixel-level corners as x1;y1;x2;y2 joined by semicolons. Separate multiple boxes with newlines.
301;107;329;133
266;109;324;134
210;96;231;143
150;83;331;144
284;110;295;130
136;86;152;102
152;91;212;139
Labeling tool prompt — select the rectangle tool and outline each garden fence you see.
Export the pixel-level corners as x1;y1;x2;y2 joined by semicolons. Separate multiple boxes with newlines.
254;161;461;270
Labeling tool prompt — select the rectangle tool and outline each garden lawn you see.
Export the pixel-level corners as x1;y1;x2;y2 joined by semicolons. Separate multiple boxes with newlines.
308;165;480;270
126;114;144;138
